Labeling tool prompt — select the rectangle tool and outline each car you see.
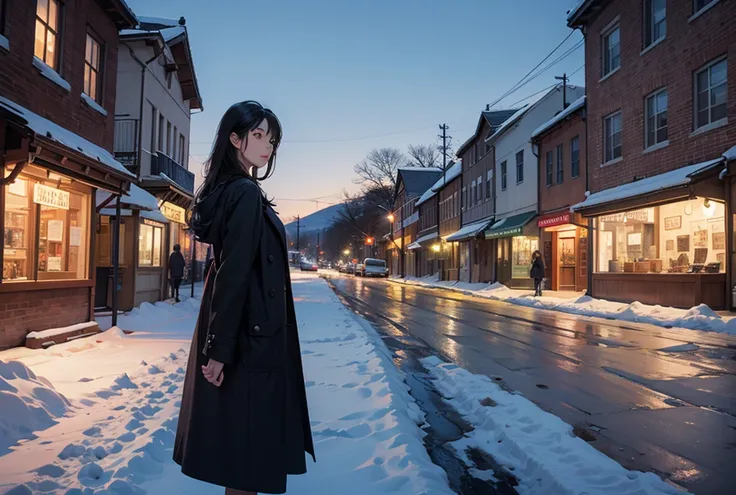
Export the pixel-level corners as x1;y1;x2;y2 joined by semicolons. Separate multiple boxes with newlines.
361;258;389;278
345;263;356;274
299;260;319;272
354;263;365;276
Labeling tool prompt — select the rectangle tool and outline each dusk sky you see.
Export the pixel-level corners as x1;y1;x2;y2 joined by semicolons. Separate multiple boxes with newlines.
125;0;585;222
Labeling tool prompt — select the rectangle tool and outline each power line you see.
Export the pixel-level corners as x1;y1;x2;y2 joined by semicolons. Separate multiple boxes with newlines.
504;63;584;108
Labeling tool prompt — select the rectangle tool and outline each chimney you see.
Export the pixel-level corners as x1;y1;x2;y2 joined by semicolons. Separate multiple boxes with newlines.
179;16;186;26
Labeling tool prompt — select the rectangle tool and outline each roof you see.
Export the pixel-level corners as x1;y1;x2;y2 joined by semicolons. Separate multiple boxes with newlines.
446;218;494;242
567;0;605;27
396;167;444;199
456;109;520;156
407;231;439;250
415;160;463;207
572;158;725;212
0;95;134;179
532;95;586;140
96;183;160;211
96;0;138;29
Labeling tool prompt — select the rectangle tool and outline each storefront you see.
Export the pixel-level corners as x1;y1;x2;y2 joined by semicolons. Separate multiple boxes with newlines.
576;159;728;309
407;231;439;278
446;219;494;283
485;211;537;289
537;210;588;292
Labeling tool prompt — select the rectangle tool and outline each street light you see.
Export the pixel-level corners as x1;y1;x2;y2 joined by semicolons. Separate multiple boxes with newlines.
387;213;395;223
343;249;350;256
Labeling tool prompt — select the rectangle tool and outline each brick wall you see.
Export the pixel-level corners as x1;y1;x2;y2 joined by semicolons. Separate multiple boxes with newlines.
461;120;495;224
538;111;588;212
583;0;736;193
439;177;461;237
0;287;90;350
0;0;121;150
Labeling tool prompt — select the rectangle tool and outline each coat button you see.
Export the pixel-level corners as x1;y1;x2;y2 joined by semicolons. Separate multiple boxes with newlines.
253;325;261;333
268;288;275;297
268;254;274;263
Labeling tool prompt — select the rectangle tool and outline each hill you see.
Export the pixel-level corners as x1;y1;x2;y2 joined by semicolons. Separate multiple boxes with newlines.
284;203;343;237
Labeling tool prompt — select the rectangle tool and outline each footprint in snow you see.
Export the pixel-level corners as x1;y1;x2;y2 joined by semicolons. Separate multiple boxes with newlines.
161;380;172;387
33;464;65;478
117;432;136;443
4;485;32;495
78;462;110;487
59;444;86;460
83;427;102;438
341;383;357;389
357;387;372;398
305;381;316;388
112;405;126;411
78;377;94;383
125;419;144;431
146;391;164;400
166;384;179;394
147;365;164;375
137;428;149;435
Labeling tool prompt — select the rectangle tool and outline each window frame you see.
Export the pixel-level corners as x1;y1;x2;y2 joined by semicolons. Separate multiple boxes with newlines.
556;144;564;184
138;221;164;268
570;136;580;178
35;0;62;70
515;151;524;184
84;30;104;103
694;56;728;130
486;170;492;200
644;0;666;48
500;161;507;191
461;187;467;210
545;150;553;187
0;0;8;38
693;0;718;15
601;21;621;77
604;111;623;163
645;88;668;148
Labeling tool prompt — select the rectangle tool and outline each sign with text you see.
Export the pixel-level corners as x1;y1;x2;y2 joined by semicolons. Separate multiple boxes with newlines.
538;212;571;228
161;203;186;224
34;184;69;210
600;209;651;223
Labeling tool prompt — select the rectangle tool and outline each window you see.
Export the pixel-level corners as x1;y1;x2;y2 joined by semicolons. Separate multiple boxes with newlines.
35;0;61;69
0;0;7;37
167;71;173;90
515;151;524;184
157;114;164;152
694;0;717;14
486;170;492;200
695;58;727;129
501;161;507;190
461;187;467;210
485;132;492;154
172;126;178;161
604;111;622;162
453;191;458;215
645;89;668;147
477;176;482;204
545;151;553;186
179;134;186;167
602;23;621;76
166;121;172;156
644;0;666;47
150;105;157;154
571;136;580;178
556;145;564;184
512;236;540;279
471;179;476;206
138;220;164;267
84;33;103;102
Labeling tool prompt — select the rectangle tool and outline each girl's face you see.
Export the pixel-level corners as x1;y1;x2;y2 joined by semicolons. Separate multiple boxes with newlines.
230;118;274;171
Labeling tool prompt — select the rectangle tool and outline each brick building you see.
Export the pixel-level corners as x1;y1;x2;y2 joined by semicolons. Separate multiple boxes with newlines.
569;0;735;309
437;163;462;281
0;0;137;349
531;96;589;292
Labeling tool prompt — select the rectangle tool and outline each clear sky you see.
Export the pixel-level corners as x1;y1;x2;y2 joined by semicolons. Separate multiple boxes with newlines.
124;0;585;222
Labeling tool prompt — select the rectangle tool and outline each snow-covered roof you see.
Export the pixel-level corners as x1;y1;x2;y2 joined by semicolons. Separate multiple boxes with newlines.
96;184;160;211
445;219;494;242
532;95;586;139
723;145;736;162
141;209;170;224
0;96;134;179
415;161;463;207
137;16;180;27
573;158;725;211
567;0;588;22
486;105;530;143
397;166;443;173
161;26;186;42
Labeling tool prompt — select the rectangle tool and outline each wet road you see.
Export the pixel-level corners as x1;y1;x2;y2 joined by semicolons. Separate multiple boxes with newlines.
327;274;736;495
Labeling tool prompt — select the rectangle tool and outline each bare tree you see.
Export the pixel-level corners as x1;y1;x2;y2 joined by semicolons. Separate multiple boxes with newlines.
353;148;405;192
407;144;441;168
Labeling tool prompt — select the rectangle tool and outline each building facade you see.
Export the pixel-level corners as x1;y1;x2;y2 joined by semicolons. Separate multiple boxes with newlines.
569;0;735;309
0;0;137;349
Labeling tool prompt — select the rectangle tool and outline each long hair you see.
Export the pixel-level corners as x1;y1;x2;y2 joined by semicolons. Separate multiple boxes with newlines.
196;100;282;202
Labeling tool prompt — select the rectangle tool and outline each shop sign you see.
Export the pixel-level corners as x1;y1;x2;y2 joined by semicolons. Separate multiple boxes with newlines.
600;209;651;223
34;184;69;210
486;226;522;239
143;218;166;229
161;203;186;224
538;212;570;228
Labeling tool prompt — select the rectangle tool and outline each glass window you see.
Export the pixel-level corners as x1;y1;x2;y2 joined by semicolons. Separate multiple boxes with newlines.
644;0;666;47
516;151;524;184
694;0;717;14
461;187;466;210
604;111;622;162
0;0;7;37
166;121;172;156
3;178;32;281
35;0;60;69
546;151;553;186
138;221;163;268
512;236;539;279
695;58;727;129
602;24;620;76
84;33;103;102
486;170;492;200
556;144;564;184
94;216;125;267
471;179;476;206
594;199;725;274
571;136;580;178
500;161;507;190
157;114;165;152
477;175;482;204
172;126;178;162
179;134;186;167
150;104;157;154
646;89;668;147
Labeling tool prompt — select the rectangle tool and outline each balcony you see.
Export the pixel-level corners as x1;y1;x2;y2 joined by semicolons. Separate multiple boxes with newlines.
113;118;139;174
151;152;195;194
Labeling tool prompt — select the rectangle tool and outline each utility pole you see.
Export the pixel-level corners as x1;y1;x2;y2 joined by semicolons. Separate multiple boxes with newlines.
438;124;451;171
296;215;301;254
316;231;320;263
555;73;569;109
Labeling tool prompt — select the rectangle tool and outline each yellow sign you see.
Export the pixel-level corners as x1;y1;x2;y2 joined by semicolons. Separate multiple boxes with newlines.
34;184;70;210
160;203;186;224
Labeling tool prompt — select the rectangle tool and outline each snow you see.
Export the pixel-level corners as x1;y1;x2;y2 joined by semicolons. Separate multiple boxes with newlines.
80;93;108;117
573;158;725;211
161;26;186;42
415;161;463;206
567;0;588;21
96;184;160;211
408;231;438;250
137;16;180;27
393;278;736;335
445;219;493;242
32;57;71;92
421;356;684;494
26;322;98;340
0;34;9;51
531;95;586;139
141;209;170;224
0;96;135;179
723;145;736;161
397;166;443;173
0;275;454;494
486;104;530;143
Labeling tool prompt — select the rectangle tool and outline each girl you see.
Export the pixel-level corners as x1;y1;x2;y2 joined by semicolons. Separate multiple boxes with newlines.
530;249;545;297
173;101;315;495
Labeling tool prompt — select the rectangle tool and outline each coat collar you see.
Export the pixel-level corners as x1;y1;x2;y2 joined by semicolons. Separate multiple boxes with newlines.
264;204;288;254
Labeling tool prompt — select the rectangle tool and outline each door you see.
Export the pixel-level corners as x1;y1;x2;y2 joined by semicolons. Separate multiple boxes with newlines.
559;236;576;290
496;238;512;284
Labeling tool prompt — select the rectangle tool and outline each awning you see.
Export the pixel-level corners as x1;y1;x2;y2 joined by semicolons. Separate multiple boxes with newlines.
407;231;438;250
485;211;536;239
96;184;159;211
445;219;494;242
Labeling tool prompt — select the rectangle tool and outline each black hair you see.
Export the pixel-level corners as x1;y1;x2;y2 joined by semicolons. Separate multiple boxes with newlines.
173;244;181;252
196;100;282;202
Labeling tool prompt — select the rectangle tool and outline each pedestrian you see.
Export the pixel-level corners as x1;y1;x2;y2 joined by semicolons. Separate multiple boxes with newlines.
173;101;314;495
169;244;186;302
530;249;545;297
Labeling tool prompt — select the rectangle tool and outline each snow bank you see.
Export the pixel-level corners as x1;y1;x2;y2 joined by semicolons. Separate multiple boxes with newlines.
422;356;685;495
395;277;736;335
0;361;71;454
26;322;98;340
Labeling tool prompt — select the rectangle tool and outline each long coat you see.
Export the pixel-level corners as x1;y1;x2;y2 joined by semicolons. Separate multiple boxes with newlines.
173;177;315;494
530;255;545;280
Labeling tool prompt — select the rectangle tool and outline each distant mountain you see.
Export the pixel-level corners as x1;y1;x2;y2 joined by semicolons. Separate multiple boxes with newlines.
284;203;343;237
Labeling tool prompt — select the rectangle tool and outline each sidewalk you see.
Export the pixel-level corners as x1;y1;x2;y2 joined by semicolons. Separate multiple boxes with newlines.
389;274;736;335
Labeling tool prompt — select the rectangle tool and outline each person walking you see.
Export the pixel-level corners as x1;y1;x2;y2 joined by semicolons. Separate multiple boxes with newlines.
169;244;186;302
530;249;545;297
173;101;314;495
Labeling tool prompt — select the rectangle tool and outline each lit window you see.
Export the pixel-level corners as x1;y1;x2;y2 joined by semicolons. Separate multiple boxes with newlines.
602;24;620;76
139;221;164;267
644;0;666;48
84;33;103;102
604;111;622;163
35;0;61;69
645;89;668;147
695;58;727;129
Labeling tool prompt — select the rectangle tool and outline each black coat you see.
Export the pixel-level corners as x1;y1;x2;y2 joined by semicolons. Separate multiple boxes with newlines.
173;177;315;494
530;256;545;280
169;251;186;279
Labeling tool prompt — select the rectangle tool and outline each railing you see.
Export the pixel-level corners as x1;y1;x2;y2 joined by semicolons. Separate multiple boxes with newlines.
113;118;139;173
151;151;195;193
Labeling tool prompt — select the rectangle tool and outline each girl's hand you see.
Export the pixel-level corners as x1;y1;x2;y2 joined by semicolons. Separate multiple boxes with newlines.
202;359;224;387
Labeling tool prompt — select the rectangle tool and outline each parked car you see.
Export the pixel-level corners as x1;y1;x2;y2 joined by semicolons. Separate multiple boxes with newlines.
354;263;365;276
300;260;319;272
346;263;356;274
361;258;389;278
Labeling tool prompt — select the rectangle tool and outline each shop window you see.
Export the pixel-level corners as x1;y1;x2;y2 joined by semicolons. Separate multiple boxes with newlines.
604;111;622;163
695;57;727;129
95;216;125;267
602;22;621;77
644;0;666;48
556;144;563;184
594;199;725;274
500;161;507;190
138;220;164;267
645;88;668;147
3;179;32;281
545;151;553;186
84;32;103;103
570;136;580;178
512;236;539;279
35;0;61;70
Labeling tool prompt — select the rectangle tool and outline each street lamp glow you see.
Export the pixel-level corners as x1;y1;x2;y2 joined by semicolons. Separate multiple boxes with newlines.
343;249;350;256
431;243;441;253
387;213;395;223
